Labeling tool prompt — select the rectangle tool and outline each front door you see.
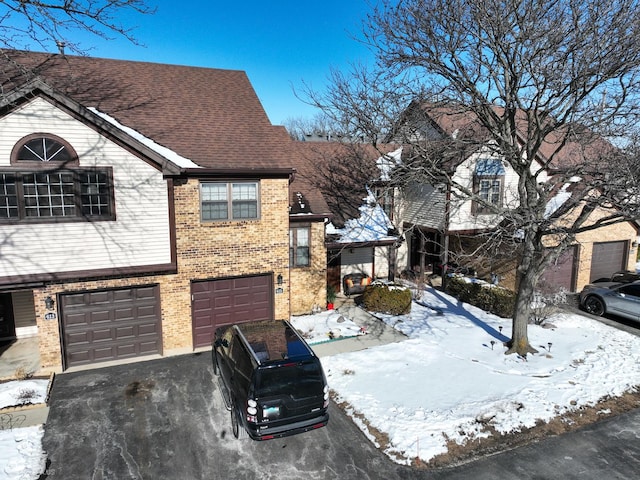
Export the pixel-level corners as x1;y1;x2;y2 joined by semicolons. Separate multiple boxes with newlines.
0;293;15;339
327;251;341;293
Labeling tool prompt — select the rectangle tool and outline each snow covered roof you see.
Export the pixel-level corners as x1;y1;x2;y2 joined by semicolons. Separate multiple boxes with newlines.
327;188;397;244
376;147;403;182
89;108;201;169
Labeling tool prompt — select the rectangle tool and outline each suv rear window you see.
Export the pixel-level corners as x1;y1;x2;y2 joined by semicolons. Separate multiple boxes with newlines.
255;360;324;398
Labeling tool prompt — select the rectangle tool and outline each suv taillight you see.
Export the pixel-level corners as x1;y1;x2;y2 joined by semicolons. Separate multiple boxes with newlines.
323;385;330;408
246;399;258;423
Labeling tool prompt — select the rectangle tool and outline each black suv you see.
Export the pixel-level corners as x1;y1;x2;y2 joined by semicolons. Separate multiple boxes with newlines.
212;319;329;440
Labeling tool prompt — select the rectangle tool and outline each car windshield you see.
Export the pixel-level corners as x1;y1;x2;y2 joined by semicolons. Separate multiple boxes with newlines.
255;360;324;398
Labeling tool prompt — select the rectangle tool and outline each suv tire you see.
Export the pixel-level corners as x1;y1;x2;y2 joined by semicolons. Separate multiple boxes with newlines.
212;348;218;375
231;401;247;439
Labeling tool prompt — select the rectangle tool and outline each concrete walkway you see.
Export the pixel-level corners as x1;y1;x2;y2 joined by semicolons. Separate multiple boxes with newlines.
311;296;407;357
0;337;41;381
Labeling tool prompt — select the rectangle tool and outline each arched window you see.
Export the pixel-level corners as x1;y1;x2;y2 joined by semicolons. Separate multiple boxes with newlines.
11;133;78;165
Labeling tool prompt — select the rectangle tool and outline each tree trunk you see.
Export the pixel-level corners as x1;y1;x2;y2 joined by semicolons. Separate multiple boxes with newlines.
505;241;540;357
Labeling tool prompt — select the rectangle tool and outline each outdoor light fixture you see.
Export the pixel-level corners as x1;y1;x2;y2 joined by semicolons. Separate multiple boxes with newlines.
277;274;283;285
45;296;55;310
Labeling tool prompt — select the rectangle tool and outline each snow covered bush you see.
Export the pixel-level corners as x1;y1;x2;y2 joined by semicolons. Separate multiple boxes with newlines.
362;283;412;315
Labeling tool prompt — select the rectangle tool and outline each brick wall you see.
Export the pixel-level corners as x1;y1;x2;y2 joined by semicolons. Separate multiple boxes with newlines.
289;221;327;315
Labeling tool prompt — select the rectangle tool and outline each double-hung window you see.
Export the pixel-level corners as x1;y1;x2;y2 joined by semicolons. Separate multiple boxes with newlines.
473;158;505;215
479;179;501;205
201;181;259;221
290;226;310;267
0;134;114;222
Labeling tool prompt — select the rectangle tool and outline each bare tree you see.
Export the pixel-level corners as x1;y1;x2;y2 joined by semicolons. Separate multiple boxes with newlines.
306;0;640;356
0;0;154;54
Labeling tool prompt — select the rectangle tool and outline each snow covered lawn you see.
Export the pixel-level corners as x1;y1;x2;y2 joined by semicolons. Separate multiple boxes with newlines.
291;309;365;344
318;286;640;465
0;379;49;480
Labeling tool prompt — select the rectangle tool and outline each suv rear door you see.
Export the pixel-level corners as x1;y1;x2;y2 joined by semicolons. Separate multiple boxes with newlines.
254;359;326;424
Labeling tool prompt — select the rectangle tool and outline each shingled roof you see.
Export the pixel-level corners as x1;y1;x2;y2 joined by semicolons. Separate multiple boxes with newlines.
406;102;614;171
0;50;294;170
291;142;397;227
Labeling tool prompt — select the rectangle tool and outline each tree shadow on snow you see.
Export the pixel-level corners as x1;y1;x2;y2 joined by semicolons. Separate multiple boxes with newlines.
426;288;511;343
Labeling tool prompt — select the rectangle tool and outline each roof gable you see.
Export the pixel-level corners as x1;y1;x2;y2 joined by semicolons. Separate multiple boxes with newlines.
0;80;187;175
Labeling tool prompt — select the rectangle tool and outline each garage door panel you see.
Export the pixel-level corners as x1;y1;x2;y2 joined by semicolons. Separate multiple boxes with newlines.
88;291;111;304
115;325;135;339
134;286;158;299
214;296;231;308
90;311;111;324
116;344;136;356
139;341;160;353
67;351;90;364
63;294;89;307
191;274;274;348
233;293;252;306
64;312;89;327
93;347;117;360
92;328;114;342
114;308;134;321
136;305;158;317
61;285;162;369
66;331;89;345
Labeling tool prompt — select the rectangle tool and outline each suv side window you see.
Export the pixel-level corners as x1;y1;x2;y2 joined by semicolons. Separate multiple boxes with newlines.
231;337;253;386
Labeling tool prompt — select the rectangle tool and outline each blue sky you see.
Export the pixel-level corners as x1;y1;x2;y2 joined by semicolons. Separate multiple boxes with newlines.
63;1;376;125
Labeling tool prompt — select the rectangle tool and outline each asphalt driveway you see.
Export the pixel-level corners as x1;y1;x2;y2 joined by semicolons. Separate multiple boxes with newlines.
41;351;425;480
41;351;640;480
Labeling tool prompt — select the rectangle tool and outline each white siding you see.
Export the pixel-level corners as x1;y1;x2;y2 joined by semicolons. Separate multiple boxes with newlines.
449;148;519;231
0;98;172;277
12;290;36;335
448;146;549;232
374;246;390;279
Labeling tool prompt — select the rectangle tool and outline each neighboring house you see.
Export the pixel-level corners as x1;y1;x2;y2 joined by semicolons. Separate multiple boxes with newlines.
0;50;326;372
292;142;399;294
390;104;639;292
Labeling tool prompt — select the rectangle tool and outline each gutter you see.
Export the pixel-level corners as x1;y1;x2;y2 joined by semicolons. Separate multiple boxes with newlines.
174;167;294;179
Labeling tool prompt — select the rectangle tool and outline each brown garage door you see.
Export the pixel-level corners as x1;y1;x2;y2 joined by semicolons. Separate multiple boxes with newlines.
590;241;628;282
539;245;578;293
60;285;162;369
191;274;273;348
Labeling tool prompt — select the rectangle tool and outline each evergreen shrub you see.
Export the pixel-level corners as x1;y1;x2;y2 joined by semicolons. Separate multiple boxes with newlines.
362;283;412;315
445;276;515;318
